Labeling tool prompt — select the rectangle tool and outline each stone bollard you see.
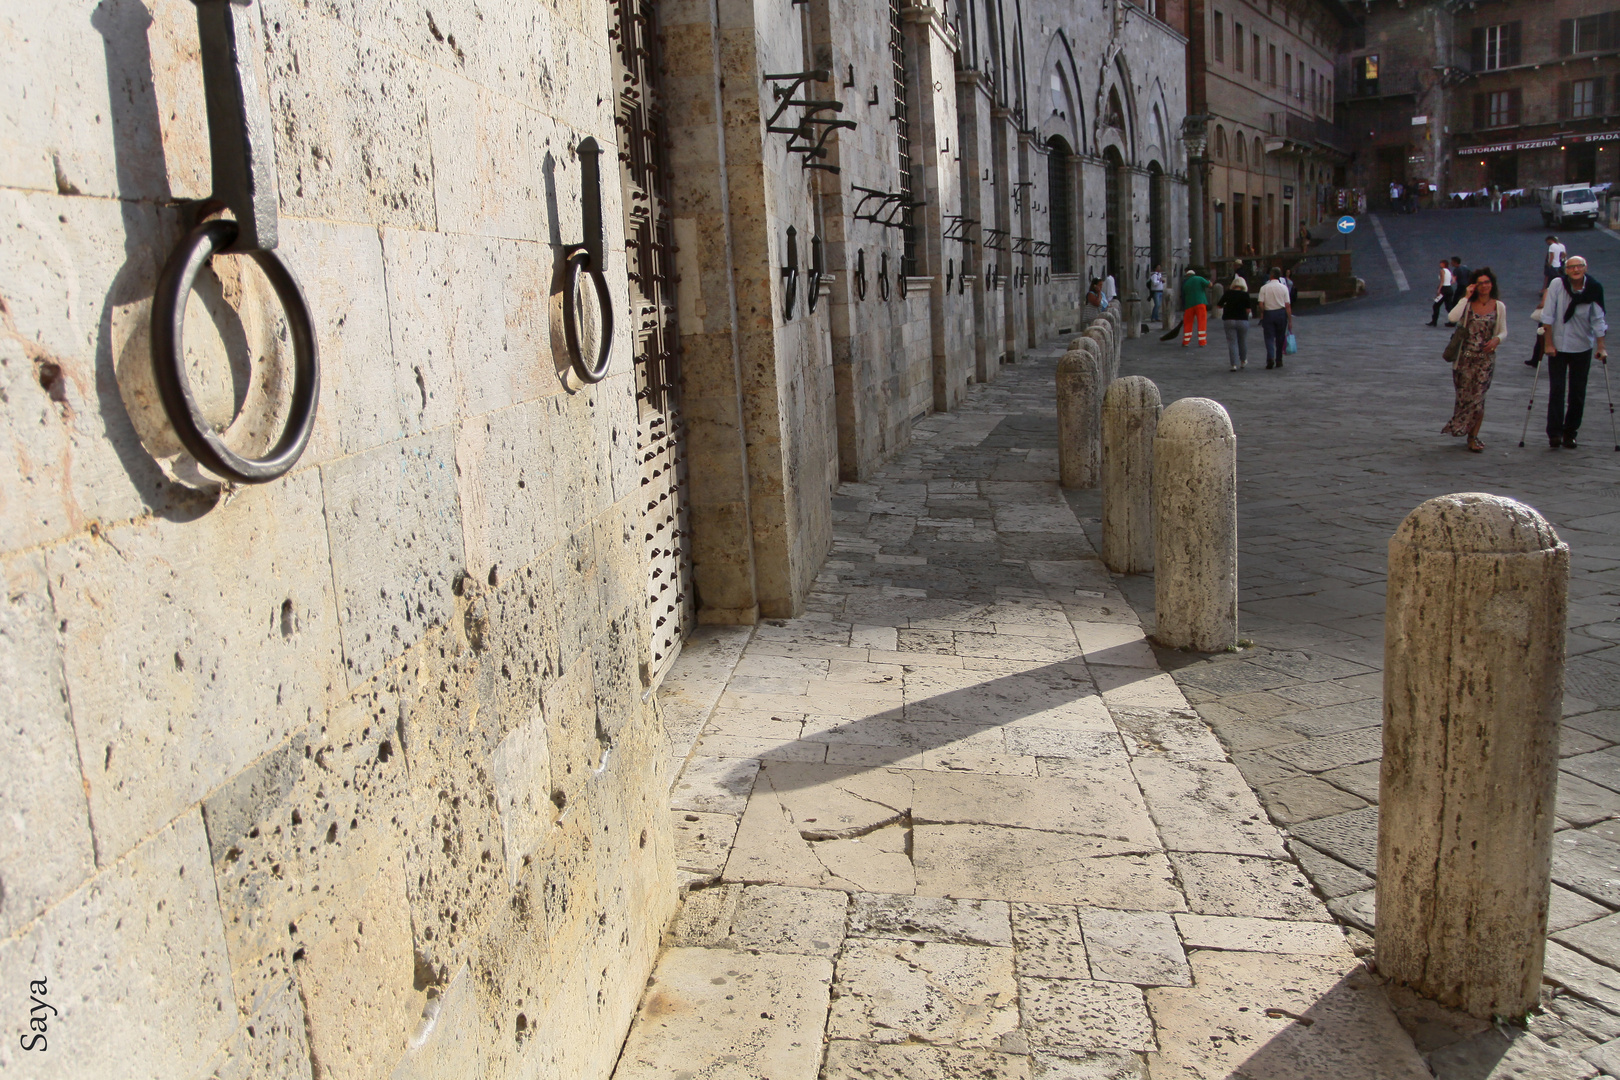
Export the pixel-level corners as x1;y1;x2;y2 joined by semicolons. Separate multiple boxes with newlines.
1106;301;1124;367
1152;398;1237;650
1102;376;1160;573
1376;493;1568;1020
1057;340;1106;488
1086;321;1116;383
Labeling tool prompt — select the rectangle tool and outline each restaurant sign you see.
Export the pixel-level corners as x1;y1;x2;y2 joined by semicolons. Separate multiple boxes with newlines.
1459;130;1620;155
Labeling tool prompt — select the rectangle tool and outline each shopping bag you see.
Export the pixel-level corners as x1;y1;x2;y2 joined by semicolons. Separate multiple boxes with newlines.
1285;331;1298;355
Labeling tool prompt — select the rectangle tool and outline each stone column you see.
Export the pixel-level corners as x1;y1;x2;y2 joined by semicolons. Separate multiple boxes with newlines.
1377;493;1568;1020
1152;398;1237;651
1057;340;1106;489
1102;377;1160;573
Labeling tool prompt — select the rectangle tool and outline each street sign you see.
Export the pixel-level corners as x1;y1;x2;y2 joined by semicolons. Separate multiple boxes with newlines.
1337;216;1357;234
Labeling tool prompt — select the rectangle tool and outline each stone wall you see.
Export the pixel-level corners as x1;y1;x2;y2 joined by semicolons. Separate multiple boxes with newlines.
0;0;674;1075
0;0;1188;1075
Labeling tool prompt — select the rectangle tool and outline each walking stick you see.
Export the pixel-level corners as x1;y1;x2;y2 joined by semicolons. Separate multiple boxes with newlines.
1603;354;1619;451
1519;354;1543;448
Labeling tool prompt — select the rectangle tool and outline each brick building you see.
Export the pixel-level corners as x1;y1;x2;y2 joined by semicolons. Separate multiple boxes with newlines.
1340;0;1620;197
0;0;1184;1075
1184;0;1356;272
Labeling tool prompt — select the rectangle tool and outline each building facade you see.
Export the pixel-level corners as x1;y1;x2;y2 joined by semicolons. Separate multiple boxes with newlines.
1341;0;1620;197
0;0;1185;1076
1186;0;1354;273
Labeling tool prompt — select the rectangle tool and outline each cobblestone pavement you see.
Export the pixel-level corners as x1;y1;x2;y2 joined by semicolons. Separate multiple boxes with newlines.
614;338;1437;1080
1087;207;1620;1077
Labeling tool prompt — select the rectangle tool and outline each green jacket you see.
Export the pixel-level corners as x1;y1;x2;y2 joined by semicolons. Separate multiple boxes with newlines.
1182;274;1210;307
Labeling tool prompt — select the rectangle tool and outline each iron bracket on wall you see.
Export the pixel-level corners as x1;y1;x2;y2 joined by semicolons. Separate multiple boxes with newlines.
562;137;616;383
852;186;921;229
151;0;318;484
1031;240;1051;259
943;215;978;245
1011;235;1034;256
983;228;1010;252
764;69;856;173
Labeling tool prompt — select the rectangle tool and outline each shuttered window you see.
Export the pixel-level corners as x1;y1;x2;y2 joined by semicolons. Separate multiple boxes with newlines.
1471;23;1521;70
1563;13;1620;56
1562;78;1605;119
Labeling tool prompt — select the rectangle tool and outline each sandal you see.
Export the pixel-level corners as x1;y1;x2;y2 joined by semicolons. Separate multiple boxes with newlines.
1467;437;1485;452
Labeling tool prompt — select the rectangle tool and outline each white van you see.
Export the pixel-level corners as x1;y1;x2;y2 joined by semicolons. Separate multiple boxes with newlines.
1541;184;1602;228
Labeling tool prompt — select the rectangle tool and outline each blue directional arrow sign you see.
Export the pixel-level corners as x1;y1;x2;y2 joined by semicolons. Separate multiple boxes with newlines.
1337;215;1357;234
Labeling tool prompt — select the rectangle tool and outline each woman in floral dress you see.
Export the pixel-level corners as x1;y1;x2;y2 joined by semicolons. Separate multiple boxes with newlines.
1442;268;1508;452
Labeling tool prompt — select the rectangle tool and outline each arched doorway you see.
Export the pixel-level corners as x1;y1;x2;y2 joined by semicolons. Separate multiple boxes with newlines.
1047;136;1075;274
1104;146;1125;282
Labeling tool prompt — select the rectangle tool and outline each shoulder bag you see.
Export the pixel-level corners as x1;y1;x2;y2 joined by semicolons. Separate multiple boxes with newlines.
1442;315;1468;363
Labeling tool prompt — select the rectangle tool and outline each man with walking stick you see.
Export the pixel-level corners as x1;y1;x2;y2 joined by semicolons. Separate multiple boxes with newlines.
1539;256;1609;450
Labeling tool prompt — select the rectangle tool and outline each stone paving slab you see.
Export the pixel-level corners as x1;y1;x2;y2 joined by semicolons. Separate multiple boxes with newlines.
613;336;1430;1078
1087;234;1620;1077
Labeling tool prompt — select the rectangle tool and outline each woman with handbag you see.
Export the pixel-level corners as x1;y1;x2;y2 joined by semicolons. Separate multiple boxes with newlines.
1441;267;1508;453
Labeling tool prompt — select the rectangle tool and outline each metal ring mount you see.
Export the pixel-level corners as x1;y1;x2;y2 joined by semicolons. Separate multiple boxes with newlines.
878;252;891;300
899;268;909;299
150;218;319;484
855;248;867;300
807;235;824;314
945;258;953;294
563;247;614;383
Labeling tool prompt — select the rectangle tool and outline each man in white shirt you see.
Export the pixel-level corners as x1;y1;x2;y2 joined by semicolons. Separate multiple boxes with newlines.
1546;236;1567;284
1429;259;1454;326
1148;266;1166;323
1540;255;1608;449
1258;267;1293;369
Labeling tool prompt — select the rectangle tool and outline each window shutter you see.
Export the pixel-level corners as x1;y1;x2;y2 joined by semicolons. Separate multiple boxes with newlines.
1505;22;1521;67
1600;12;1616;52
1559;81;1573;120
1471;27;1486;71
1560;18;1575;56
1509;88;1522;127
1474;93;1487;130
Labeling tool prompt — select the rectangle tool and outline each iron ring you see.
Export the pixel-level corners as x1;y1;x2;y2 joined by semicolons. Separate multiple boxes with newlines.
782;266;799;321
855;249;868;300
150;218;319;484
878;252;891;300
807;269;822;314
563;246;614;384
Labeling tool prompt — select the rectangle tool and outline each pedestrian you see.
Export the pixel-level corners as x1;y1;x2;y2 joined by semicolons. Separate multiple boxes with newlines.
1101;273;1117;308
1429;259;1454;326
1148;265;1166;323
1490;185;1503;213
1258;267;1292;369
1446;257;1470;326
1441;267;1507;453
1219;273;1255;371
1181;268;1210;347
1539;255;1609;449
1545;236;1567;286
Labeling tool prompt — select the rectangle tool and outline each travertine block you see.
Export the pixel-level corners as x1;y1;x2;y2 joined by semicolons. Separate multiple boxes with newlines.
1101;376;1159;574
47;471;342;864
1152;398;1238;651
1378;493;1568;1019
0;554;94;936
0;812;234;1078
321;427;464;688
